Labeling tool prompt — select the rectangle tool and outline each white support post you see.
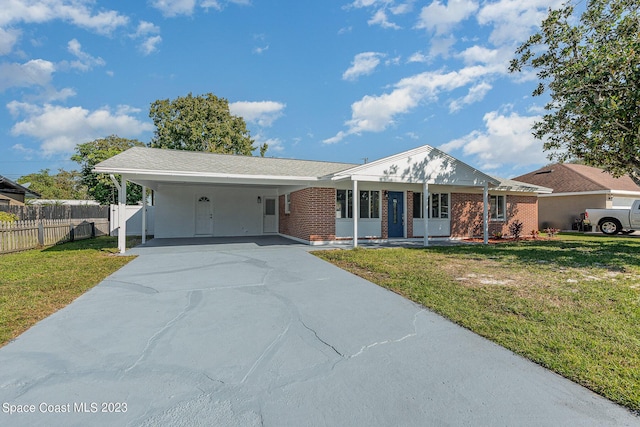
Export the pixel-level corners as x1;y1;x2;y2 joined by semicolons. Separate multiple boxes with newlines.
118;176;127;254
483;182;489;245
141;185;147;245
352;180;359;248
423;182;429;247
353;180;358;248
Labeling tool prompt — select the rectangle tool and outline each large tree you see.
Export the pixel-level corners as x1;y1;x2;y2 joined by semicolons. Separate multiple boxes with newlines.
71;135;146;205
18;169;88;200
149;92;267;156
510;0;640;182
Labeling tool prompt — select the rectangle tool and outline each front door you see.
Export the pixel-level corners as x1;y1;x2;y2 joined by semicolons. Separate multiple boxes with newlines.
263;197;277;233
195;196;213;235
387;191;404;238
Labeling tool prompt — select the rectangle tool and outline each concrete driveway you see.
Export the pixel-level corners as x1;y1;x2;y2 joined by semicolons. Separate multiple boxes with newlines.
0;237;637;426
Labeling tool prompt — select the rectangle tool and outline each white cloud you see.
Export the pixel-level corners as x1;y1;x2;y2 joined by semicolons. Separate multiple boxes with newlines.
152;0;249;16
368;10;401;29
439;110;546;170
10;103;154;155
65;39;105;71
0;27;20;55
151;0;197;17
342;52;385;81
448;81;492;112
134;21;160;37
477;0;564;46
140;35;162;55
326;64;501;143
407;51;428;63
429;36;456;59
0;1;128;35
131;21;162;55
0;59;55;91
229;101;286;127
416;0;478;35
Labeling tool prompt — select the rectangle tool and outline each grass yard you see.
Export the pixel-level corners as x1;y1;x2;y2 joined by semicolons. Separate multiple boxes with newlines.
314;234;640;412
0;237;136;347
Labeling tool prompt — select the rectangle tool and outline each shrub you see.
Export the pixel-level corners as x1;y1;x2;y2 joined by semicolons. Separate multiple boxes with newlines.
0;212;18;223
509;220;524;240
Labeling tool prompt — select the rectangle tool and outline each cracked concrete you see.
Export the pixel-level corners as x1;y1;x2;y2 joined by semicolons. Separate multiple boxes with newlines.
0;236;638;426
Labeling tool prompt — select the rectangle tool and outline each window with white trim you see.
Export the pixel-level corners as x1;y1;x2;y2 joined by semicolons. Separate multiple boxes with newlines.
413;192;423;219
490;195;506;220
359;190;380;218
336;190;352;218
413;192;449;219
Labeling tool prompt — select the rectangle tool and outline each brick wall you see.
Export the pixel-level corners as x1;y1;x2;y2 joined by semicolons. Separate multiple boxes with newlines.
407;191;414;238
279;188;336;242
450;193;538;238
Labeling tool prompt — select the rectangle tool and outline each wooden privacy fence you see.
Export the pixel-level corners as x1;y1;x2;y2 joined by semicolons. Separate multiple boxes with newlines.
0;219;109;254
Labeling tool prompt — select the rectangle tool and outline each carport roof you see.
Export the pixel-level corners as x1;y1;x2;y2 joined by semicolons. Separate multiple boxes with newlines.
94;147;357;180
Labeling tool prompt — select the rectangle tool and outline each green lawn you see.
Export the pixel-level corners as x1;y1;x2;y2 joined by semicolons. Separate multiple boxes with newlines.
0;237;136;347
314;234;640;412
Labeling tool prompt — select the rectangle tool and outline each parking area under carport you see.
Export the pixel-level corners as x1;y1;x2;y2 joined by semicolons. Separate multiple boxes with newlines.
0;237;637;426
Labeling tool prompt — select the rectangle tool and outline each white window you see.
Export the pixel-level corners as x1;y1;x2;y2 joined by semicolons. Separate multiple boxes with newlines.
490;195;506;220
359;191;380;219
285;193;291;214
414;192;449;219
336;190;352;218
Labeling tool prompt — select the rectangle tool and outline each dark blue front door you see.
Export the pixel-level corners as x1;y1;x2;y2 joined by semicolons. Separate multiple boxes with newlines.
387;191;404;238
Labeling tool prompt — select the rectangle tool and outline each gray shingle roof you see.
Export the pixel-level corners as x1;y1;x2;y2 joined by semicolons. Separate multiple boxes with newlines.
94;147;358;178
514;163;640;193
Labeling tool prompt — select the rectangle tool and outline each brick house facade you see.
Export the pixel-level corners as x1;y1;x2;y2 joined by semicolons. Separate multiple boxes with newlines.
278;187;540;243
95;145;550;253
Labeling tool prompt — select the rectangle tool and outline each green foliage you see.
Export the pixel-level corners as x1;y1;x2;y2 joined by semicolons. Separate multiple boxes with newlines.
149;92;267;156
508;219;524;239
71;135;146;205
17;169;88;200
0;212;18;223
510;0;640;183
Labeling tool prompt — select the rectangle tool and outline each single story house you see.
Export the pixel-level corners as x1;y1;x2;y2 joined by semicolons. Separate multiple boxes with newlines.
0;175;40;206
514;163;640;230
94;145;550;253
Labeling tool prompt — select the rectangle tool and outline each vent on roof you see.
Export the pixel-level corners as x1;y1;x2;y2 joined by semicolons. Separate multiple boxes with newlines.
534;170;553;175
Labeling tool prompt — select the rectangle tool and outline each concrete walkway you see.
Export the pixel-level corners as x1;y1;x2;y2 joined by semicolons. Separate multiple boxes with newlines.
0;237;637;426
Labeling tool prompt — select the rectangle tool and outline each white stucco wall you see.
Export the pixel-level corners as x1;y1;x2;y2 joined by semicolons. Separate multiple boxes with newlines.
412;218;450;237
336;219;382;238
154;184;278;238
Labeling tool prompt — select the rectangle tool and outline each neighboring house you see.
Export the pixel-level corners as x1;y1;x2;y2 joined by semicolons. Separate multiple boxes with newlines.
94;145;550;252
514;163;640;230
0;175;40;206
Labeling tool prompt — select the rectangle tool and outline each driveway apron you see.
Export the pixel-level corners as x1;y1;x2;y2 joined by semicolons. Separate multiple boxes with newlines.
0;238;637;426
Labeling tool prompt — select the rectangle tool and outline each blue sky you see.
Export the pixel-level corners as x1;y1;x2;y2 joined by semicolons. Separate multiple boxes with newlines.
0;0;566;182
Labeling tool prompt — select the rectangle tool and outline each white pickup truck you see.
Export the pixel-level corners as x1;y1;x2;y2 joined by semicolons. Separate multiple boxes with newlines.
584;200;640;235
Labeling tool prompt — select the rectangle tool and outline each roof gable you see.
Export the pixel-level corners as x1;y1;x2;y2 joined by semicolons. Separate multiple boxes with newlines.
333;144;499;186
514;164;640;193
